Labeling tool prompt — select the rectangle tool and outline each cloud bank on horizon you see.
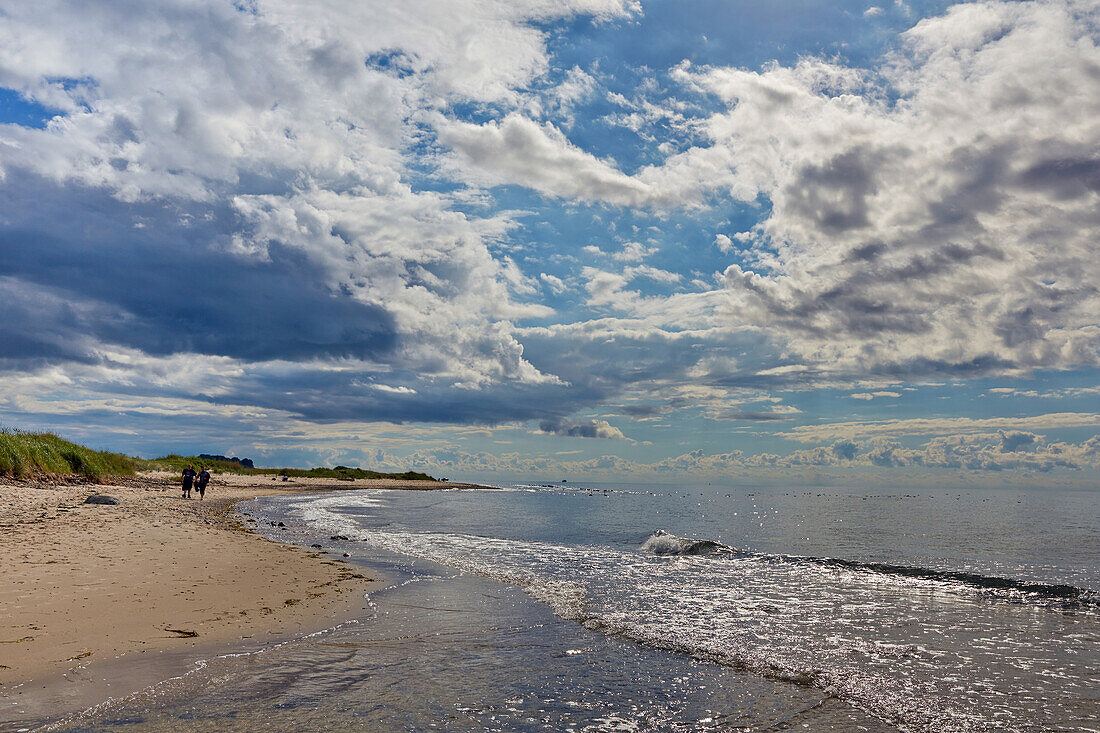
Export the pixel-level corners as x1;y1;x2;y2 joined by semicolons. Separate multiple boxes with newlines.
0;0;1098;485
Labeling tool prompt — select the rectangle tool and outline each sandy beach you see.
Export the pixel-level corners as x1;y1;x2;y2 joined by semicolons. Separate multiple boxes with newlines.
0;471;484;723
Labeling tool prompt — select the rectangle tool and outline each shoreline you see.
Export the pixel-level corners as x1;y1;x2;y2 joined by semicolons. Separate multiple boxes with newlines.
0;471;492;727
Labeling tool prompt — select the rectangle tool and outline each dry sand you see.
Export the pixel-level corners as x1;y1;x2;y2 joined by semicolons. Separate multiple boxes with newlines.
0;472;481;704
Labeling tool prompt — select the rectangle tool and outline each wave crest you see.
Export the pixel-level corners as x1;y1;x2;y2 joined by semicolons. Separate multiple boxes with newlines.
640;530;726;556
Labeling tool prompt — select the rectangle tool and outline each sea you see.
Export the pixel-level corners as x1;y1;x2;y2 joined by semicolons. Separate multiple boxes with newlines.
16;482;1100;732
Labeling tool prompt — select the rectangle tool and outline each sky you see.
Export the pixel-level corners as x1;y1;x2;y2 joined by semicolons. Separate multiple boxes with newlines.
1;0;1098;487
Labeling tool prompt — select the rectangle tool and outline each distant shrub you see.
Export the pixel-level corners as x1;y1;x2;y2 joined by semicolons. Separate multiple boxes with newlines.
141;454;438;482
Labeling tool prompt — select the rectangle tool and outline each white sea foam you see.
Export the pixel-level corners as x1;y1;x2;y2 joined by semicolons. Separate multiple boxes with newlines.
281;490;1099;733
286;491;384;536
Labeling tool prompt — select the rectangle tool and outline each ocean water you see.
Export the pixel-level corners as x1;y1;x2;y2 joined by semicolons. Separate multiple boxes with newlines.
21;483;1100;732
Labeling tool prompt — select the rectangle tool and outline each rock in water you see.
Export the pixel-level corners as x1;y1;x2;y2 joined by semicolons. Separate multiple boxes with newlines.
84;494;120;505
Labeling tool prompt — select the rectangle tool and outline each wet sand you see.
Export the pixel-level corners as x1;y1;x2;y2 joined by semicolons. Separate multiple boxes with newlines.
0;471;485;724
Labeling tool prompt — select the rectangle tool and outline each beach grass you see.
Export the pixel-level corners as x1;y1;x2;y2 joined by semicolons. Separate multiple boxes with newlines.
0;430;438;482
0;430;138;482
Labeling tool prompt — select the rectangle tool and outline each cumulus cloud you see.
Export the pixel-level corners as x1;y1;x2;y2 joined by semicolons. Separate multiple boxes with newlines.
520;0;1100;380
612;241;658;262
988;385;1100;399
851;391;901;400
855;432;1100;472
540;272;567;294
439;113;658;204
0;0;648;421
781;412;1100;443
538;417;626;439
431;0;1100;419
624;265;681;283
691;2;1100;375
371;384;417;395
1;0;1098;482
398;431;1100;478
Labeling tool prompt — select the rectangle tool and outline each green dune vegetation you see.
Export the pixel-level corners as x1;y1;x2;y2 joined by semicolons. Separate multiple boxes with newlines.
0;430;437;483
0;430;138;482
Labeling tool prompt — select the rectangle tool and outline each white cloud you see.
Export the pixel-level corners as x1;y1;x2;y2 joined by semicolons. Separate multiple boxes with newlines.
438;113;658;204
0;0;646;394
510;0;1100;379
1;0;1098;477
371;384;417;395
684;2;1100;375
612;241;657;262
624;264;681;283
850;391;901;400
864;6;885;17
538;417;626;439
540;272;567;294
988;385;1100;399
399;431;1100;478
548;65;599;125
580;266;647;312
780;412;1100;443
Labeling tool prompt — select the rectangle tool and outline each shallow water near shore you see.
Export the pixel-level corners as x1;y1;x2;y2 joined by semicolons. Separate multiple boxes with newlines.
22;483;1100;732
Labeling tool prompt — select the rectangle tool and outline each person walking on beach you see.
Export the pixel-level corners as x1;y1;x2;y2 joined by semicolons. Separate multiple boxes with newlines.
182;464;196;499
196;467;210;500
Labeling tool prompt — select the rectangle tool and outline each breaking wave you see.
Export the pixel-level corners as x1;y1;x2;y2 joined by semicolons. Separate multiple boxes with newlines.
642;530;1098;611
272;491;1098;733
639;530;727;556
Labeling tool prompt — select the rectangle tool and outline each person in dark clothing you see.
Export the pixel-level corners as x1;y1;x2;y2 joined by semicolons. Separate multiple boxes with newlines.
182;465;196;499
196;467;210;500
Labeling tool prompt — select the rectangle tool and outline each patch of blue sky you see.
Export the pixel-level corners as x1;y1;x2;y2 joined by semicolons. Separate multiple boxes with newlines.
397;120;470;197
0;87;60;129
364;49;418;79
533;0;965;139
402;159;465;197
232;0;259;15
543;0;932;77
528;64;712;172
765;374;1100;443
447;185;766;327
441;99;512;125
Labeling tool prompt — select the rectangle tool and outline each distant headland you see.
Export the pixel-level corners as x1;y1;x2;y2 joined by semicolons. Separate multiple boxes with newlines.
198;453;255;469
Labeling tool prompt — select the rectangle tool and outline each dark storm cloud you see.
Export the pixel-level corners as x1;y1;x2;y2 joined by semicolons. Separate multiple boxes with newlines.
782;149;878;233
0;175;627;426
1018;156;1100;200
0;175;396;364
831;439;858;460
999;430;1038;453
618;404;666;418
222;370;605;426
538;417;625;439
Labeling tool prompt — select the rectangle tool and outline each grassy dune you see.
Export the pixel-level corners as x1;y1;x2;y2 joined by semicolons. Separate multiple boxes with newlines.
0;430;137;483
0;430;437;483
